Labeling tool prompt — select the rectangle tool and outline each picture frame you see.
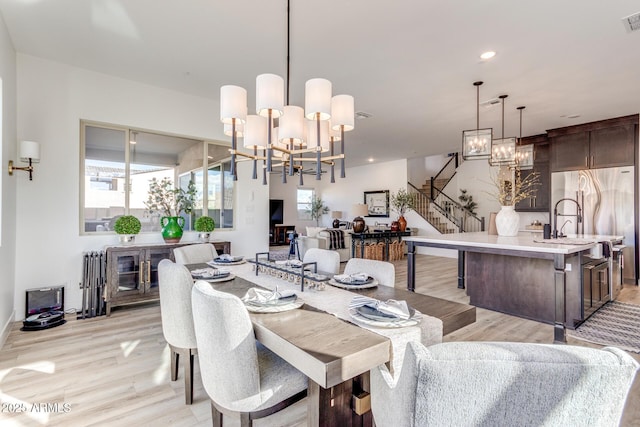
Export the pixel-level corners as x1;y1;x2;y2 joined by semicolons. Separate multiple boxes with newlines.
364;190;390;217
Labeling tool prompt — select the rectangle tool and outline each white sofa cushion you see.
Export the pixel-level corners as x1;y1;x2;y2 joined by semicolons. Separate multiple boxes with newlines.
306;226;326;238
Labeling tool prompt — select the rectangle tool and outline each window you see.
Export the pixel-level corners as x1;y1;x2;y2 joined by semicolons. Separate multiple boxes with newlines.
81;121;234;234
297;188;314;220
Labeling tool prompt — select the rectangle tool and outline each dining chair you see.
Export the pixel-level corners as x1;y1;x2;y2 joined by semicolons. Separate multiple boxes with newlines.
302;247;340;274
191;280;307;427
344;258;395;287
173;243;218;264
158;259;198;404
370;341;639;427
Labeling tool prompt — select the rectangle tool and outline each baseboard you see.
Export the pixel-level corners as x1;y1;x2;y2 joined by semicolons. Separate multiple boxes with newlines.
0;309;16;350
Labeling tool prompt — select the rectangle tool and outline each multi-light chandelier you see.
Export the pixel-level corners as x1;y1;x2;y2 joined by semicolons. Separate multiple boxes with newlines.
515;106;534;169
489;94;517;166
462;81;492;160
219;2;354;185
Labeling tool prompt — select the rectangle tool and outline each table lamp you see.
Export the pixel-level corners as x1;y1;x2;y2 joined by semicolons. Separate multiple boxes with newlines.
352;204;368;233
331;211;343;228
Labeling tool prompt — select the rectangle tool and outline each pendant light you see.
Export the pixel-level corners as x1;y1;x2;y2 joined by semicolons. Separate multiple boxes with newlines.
462;81;492;160
490;94;517;166
515;106;534;169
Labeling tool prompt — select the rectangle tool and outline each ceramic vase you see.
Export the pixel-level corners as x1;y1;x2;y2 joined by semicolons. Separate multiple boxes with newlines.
161;216;185;243
397;216;407;232
495;206;520;237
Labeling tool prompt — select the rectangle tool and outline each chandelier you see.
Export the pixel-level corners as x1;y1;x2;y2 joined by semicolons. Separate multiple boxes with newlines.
514;106;534;169
219;3;354;185
462;81;492;160
489;94;517;166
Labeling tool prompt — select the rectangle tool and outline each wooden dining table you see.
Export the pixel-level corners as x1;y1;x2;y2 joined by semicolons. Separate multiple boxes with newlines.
188;262;475;426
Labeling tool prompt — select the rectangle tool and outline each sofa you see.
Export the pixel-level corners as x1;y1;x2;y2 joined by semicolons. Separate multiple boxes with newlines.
298;227;351;262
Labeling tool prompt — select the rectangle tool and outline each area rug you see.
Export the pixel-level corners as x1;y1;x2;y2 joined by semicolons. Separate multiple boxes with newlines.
569;301;640;353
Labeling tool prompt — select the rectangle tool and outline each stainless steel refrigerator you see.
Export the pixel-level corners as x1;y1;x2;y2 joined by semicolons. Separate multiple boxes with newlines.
551;166;636;285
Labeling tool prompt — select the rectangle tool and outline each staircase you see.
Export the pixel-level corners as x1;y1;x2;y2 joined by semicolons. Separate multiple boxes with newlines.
411;186;458;234
421;178;449;200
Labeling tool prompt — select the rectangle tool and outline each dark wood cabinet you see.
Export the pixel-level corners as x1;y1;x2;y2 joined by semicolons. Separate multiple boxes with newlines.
516;139;550;212
549;115;637;172
105;241;230;315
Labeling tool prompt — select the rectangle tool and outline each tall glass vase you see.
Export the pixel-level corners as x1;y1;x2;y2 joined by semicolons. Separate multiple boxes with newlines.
495;206;520;237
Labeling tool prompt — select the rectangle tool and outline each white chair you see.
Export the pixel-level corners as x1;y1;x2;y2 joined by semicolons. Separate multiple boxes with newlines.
173;243;218;264
371;341;639;427
303;248;340;274
158;259;198;404
191;281;307;426
344;258;395;287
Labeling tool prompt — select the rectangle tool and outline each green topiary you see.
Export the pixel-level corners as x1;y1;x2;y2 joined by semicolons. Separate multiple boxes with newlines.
114;215;142;235
194;216;215;232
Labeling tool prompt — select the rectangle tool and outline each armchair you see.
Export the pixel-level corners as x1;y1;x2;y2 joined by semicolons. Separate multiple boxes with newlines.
298;227;352;262
371;341;638;427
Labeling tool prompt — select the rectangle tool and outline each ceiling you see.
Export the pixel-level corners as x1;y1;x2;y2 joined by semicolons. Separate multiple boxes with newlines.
1;0;639;168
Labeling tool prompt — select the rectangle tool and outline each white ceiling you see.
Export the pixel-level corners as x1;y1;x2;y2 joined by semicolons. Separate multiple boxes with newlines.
1;0;639;168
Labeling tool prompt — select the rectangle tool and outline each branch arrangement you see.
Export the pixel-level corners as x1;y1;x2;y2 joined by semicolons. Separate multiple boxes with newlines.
487;166;540;206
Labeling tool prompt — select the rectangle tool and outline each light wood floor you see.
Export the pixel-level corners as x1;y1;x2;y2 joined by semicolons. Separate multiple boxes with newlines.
1;254;638;426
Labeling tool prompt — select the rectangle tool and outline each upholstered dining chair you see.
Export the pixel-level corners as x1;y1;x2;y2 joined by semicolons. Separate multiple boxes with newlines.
344;258;395;287
173;243;218;265
191;280;308;427
157;259;198;405
370;341;639;427
302;247;341;274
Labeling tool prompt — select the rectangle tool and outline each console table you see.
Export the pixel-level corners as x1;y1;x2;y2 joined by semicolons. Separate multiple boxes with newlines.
350;231;410;261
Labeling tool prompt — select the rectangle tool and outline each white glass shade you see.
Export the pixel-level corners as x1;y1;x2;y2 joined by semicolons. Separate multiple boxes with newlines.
305;78;332;120
243;115;268;149
328;121;341;141
331;94;354;131
306;119;330;152
224;123;244;137
20;140;40;162
256;74;284;118
515;144;534;169
462;128;492;160
220;85;247;124
490;137;517;166
279;105;305;146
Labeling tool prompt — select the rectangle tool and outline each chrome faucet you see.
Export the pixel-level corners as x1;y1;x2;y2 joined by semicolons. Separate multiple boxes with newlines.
560;219;572;237
553;198;582;238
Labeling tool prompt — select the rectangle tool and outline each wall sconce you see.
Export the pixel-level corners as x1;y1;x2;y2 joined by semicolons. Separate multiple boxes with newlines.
8;140;40;181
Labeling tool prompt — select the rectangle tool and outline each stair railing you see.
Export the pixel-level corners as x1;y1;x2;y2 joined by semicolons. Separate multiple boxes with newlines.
430;152;459;199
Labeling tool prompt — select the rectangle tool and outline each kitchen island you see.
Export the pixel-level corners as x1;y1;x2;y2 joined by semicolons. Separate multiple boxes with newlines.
405;232;622;343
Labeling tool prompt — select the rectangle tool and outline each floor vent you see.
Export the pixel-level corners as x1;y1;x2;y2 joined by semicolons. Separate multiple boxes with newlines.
621;12;640;33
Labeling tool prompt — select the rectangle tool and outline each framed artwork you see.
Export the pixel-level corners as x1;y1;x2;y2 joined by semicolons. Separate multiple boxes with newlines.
364;190;389;217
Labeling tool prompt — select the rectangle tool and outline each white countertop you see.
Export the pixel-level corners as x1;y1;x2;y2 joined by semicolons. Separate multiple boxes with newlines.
404;232;624;255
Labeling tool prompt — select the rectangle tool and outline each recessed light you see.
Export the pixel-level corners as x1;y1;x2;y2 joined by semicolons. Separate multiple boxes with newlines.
480;51;496;60
368;158;374;162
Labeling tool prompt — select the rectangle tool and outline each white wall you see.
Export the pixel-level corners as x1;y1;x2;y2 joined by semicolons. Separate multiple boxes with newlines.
14;55;268;319
268;173;327;234
0;12;17;345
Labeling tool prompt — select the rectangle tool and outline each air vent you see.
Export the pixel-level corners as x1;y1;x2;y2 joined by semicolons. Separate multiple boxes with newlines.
480;98;501;109
355;111;373;119
621;12;640;33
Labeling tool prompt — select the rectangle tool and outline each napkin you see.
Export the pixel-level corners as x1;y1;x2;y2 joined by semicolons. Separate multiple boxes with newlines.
191;267;230;278
242;287;296;305
349;296;411;320
334;272;369;283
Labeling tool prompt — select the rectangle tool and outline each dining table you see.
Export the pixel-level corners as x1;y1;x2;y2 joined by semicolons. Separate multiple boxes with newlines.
187;260;474;426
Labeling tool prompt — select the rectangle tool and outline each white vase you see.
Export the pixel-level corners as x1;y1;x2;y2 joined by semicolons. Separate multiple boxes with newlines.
495;205;520;237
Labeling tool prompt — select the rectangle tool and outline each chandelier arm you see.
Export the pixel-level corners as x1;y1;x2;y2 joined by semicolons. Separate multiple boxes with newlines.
267;109;273;172
315;113;322;180
340;125;346;178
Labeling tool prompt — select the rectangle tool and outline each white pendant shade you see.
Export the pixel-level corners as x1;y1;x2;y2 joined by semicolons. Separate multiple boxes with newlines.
305;78;332;120
20;140;40;162
220;85;247;124
307;119;330;152
256;74;284;118
243;115;268;149
279;105;305;146
224;123;244;137
330;94;354;131
329;121;341;141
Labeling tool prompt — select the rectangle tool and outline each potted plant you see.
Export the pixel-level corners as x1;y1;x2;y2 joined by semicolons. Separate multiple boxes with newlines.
307;196;329;226
194;216;215;242
113;215;141;244
487;166;540;236
144;177;197;243
390;188;416;231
